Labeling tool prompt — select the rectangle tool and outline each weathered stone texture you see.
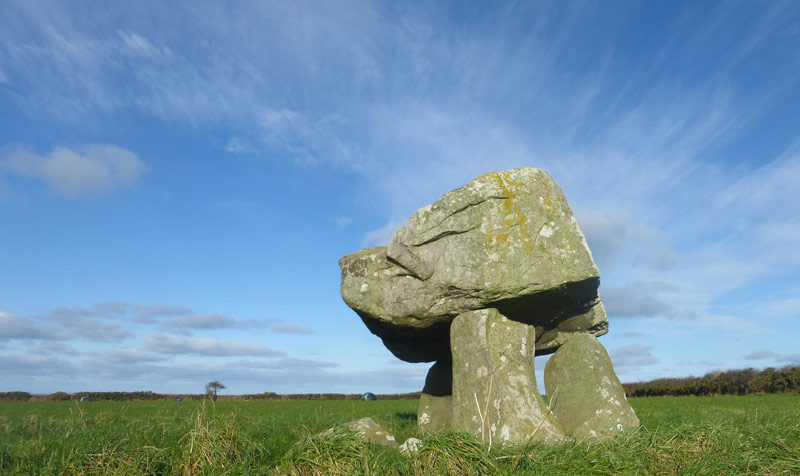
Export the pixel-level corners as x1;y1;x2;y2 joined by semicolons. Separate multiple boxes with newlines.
418;360;453;434
418;393;452;435
451;309;564;445
322;417;398;447
544;333;640;440
339;168;607;362
339;167;638;444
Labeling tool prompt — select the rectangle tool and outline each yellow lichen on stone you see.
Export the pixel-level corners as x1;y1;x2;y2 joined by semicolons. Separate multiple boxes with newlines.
484;171;540;256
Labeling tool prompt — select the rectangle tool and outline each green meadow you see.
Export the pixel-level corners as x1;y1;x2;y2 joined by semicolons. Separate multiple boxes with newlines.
1;394;798;475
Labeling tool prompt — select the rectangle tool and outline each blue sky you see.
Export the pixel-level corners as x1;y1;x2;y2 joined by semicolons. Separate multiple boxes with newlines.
1;1;799;395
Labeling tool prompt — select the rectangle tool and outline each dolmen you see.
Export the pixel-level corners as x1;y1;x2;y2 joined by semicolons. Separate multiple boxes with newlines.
339;168;639;445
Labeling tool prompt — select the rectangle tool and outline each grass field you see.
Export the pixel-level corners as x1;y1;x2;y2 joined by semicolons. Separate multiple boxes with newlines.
1;394;798;475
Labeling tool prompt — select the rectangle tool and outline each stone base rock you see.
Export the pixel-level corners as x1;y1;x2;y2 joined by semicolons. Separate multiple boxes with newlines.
544;334;640;440
418;360;453;434
322;417;398;448
451;309;564;445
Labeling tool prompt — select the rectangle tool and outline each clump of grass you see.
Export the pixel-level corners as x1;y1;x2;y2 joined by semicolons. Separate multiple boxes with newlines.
409;431;499;476
178;401;251;475
273;426;399;476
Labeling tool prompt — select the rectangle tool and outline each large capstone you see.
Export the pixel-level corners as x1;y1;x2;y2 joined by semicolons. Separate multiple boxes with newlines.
339;168;607;362
451;308;564;445
544;333;640;440
339;247;473;362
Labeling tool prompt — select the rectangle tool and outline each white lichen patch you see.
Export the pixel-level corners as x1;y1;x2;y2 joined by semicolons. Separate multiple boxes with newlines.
360;283;369;293
539;224;554;238
419;412;431;425
400;437;422;454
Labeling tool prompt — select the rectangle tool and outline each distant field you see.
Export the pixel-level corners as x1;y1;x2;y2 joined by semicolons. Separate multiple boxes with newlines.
1;395;798;475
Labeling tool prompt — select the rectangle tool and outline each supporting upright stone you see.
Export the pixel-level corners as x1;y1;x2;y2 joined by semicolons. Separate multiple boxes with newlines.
417;360;452;434
451;309;564;446
544;333;640;440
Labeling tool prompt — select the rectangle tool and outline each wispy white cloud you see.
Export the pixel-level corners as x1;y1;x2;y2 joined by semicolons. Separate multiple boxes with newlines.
49;302;130;319
29;341;80;356
94;348;165;364
0;311;44;340
1;309;134;343
610;345;660;367
162;314;237;331
602;282;677;319
116;30;168;58
224;137;256;154
232;358;337;370
744;349;800;364
744;350;780;360
335;217;353;229
1;304;269;348
143;333;285;357
48;316;136;342
0;144;149;198
687;314;759;332
0;353;76;375
633;247;681;270
271;324;314;335
130;305;193;324
759;297;800;318
575;210;629;268
362;219;405;247
617;332;651;339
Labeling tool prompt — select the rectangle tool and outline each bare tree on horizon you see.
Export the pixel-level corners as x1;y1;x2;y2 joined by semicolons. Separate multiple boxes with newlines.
205;381;225;401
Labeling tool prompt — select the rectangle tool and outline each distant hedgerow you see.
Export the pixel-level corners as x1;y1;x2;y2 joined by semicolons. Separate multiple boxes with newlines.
623;365;800;397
